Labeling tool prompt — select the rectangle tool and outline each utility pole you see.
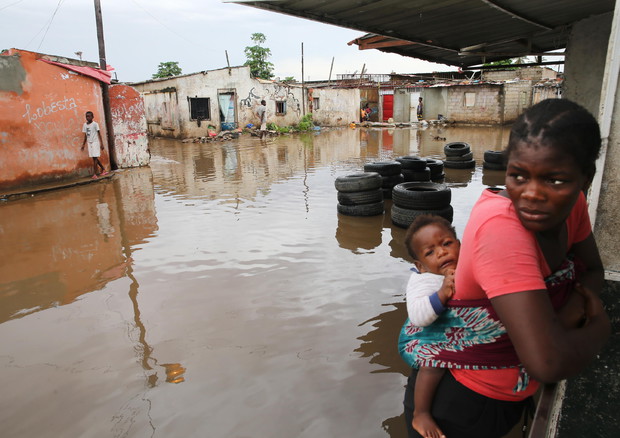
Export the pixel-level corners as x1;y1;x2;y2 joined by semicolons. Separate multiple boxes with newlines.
94;0;118;170
301;42;306;116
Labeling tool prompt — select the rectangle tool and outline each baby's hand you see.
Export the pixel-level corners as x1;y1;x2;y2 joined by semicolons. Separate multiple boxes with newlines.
438;269;455;304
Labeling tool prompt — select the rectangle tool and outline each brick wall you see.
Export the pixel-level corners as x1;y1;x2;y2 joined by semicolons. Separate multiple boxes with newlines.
446;85;502;124
503;81;533;123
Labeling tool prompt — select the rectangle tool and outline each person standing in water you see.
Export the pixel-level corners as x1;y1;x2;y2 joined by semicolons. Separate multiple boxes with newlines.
81;111;107;179
401;98;610;437
257;100;267;139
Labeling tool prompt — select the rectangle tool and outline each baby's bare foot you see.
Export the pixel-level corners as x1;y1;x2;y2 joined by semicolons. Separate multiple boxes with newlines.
412;412;445;438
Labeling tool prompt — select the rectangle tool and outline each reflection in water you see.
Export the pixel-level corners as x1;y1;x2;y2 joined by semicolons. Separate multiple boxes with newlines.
356;301;411;376
1;125;512;438
482;168;507;187
336;213;384;253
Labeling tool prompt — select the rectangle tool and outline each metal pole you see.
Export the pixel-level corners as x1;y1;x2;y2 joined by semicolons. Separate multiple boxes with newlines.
301;42;305;116
94;0;118;170
328;57;334;87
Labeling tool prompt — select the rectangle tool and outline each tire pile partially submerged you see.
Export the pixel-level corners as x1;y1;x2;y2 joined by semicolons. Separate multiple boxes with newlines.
443;142;475;169
363;161;404;199
395;156;445;182
335;172;384;216
391;182;453;228
483;150;506;170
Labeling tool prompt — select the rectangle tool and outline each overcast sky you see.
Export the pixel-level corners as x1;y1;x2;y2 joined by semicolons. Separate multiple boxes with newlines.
0;0;456;83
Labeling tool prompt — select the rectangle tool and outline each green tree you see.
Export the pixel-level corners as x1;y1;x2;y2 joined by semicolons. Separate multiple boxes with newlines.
244;33;274;80
152;61;182;79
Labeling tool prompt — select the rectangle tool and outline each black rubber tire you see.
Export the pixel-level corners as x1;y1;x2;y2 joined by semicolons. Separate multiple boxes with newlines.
483;160;507;170
483;150;505;165
363;161;402;176
337;189;383;205
431;173;446;181
382;187;392;199
335;172;382;192
424;159;444;177
444;159;476;169
444;142;471;157
382;174;405;188
337;201;384;216
402;168;431;182
444;152;473;161
391;204;454;228
392;182;451;210
396;156;427;171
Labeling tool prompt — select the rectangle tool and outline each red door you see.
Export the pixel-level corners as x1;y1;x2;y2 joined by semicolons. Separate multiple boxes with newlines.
382;94;393;121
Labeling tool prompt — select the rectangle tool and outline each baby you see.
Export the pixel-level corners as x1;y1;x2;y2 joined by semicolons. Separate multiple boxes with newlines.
404;214;460;438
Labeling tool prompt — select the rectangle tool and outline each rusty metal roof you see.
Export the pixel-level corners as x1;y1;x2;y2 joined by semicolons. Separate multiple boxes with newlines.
228;0;615;68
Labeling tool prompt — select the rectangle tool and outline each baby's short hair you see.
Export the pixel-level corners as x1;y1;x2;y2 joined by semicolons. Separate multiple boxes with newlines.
405;214;456;259
85;111;93;116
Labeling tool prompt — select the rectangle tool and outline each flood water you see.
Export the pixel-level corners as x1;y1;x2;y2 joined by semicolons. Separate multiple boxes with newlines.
0;125;511;438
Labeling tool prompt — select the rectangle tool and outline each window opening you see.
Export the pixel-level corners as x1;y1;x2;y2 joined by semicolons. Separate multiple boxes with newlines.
313;97;320;110
189;97;211;120
276;101;287;115
465;92;476;107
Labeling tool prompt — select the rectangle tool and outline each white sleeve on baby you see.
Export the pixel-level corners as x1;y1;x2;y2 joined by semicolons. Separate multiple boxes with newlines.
405;272;445;326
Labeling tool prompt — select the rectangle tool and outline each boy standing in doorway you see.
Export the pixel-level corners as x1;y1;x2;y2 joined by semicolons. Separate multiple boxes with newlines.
81;111;107;179
417;97;424;121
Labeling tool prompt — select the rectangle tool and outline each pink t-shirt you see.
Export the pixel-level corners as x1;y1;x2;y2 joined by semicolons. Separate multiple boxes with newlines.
451;189;592;401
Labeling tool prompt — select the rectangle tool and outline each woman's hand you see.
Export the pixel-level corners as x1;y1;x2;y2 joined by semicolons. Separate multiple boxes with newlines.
556;290;586;329
575;282;610;327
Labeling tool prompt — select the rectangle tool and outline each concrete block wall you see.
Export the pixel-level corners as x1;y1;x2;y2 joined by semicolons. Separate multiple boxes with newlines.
502;81;533;123
133;67;305;139
310;88;359;126
446;85;502;124
484;66;556;82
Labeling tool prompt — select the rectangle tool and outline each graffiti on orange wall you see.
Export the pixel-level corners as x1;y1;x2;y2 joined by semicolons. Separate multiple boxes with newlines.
0;49;107;190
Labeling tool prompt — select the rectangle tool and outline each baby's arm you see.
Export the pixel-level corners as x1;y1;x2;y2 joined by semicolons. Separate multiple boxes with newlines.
406;271;453;327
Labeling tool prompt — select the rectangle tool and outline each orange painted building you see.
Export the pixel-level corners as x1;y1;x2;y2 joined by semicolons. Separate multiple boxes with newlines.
0;49;110;191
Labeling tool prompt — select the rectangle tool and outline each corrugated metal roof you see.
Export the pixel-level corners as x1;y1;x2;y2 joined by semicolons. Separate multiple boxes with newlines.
228;0;614;68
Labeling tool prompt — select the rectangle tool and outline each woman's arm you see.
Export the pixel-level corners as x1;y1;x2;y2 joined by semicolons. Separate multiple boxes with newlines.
572;233;605;294
557;233;605;327
491;288;610;383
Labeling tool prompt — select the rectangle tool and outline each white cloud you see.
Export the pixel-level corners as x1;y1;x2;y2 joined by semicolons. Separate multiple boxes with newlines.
0;0;455;82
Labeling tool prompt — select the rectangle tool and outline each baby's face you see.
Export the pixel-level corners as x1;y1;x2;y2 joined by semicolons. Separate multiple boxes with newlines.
412;224;460;276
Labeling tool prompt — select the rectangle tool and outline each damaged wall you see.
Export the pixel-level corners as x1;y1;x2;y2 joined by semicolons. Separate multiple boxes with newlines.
132;66;309;139
109;84;150;168
0;49;108;191
564;12;619;273
309;87;359;126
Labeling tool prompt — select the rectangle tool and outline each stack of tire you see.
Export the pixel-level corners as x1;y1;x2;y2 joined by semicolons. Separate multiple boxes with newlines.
363;161;404;199
390;182;453;228
425;158;445;181
483;150;506;170
335;172;384;216
396;156;430;182
443;142;475;169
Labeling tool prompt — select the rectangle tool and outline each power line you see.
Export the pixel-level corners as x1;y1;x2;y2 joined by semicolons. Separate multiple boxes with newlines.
130;0;196;46
24;0;66;51
0;0;26;13
37;0;66;51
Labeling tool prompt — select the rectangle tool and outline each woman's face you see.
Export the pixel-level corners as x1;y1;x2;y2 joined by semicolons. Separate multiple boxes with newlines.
505;141;588;233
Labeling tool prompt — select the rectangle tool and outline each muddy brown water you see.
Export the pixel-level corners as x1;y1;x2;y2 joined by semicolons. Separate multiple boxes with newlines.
0;125;511;438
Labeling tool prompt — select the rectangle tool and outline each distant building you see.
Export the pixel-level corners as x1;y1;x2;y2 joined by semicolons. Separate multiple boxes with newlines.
130;66;359;139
